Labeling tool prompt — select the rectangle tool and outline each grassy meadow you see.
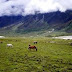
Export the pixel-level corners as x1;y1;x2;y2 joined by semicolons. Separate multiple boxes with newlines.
0;37;72;72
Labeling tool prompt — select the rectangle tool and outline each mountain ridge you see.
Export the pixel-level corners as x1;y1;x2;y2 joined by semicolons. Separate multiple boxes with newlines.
0;10;72;36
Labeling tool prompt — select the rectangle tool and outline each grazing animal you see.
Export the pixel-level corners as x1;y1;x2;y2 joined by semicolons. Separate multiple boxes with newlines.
7;44;13;47
28;45;37;51
70;43;72;46
0;41;3;44
34;41;37;44
15;40;17;42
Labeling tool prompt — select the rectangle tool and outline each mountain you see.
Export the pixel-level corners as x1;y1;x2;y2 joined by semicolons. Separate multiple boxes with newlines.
0;10;72;36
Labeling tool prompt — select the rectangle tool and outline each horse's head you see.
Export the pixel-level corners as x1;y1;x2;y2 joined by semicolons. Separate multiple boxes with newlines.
29;45;31;46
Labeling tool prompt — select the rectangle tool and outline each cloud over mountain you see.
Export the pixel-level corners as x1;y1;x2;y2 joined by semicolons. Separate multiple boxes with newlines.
0;0;72;16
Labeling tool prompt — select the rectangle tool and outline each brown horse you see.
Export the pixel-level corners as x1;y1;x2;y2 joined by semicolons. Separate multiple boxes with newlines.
28;45;37;51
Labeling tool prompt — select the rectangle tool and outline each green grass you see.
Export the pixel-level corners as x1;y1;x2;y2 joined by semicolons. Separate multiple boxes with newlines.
0;37;72;72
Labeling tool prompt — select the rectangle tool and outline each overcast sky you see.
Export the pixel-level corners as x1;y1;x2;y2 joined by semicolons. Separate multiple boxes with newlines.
0;0;72;16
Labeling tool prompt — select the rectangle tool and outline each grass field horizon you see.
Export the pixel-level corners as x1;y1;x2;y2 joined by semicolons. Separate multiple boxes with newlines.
0;37;72;72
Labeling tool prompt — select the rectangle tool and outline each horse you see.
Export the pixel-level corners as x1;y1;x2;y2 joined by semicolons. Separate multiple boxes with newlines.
7;44;13;47
0;41;3;44
34;41;37;44
28;45;37;51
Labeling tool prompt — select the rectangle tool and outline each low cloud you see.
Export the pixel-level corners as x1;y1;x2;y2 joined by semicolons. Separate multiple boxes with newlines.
0;0;72;16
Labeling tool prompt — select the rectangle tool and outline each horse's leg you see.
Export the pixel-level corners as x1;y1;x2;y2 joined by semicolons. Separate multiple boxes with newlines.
35;47;37;51
28;48;31;51
28;47;30;50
